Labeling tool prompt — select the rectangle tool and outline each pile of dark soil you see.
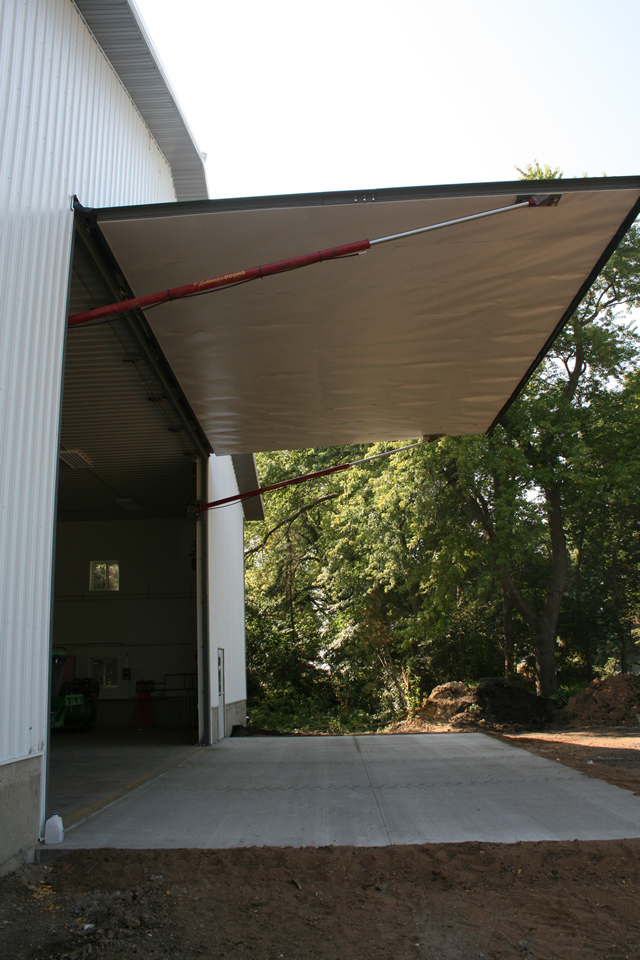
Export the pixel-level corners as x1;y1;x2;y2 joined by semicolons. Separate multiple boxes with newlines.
416;678;554;729
567;674;640;726
464;678;554;726
3;842;640;960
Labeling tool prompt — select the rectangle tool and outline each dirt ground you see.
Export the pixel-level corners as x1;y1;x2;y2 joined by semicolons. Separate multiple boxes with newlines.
387;720;640;794
1;838;640;960
3;725;639;960
497;728;640;796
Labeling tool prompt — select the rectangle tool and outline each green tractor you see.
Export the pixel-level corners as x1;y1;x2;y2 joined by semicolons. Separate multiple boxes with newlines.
50;648;98;730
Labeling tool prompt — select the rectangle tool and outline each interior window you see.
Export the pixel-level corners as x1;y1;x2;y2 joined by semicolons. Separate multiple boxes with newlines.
90;561;119;591
93;658;118;688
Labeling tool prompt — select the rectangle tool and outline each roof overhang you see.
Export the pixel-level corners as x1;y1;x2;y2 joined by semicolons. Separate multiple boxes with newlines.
90;177;640;454
74;0;208;201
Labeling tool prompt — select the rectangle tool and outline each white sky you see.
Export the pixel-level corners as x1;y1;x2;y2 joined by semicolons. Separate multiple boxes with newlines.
135;0;640;200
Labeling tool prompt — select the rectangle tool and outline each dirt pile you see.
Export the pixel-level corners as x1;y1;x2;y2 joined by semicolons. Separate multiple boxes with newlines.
415;678;554;729
468;678;554;726
417;682;470;721
567;673;640;726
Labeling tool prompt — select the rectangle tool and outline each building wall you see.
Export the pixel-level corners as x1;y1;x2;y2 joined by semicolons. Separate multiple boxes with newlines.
0;0;177;867
207;456;247;737
53;519;197;726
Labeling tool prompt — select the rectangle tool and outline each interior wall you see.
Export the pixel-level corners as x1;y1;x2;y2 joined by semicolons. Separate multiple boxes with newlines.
53;518;197;726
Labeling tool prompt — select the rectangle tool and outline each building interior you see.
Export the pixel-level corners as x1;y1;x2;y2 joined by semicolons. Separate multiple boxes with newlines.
51;219;211;743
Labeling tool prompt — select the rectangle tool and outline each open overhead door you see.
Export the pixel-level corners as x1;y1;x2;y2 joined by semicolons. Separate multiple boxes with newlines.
83;177;640;454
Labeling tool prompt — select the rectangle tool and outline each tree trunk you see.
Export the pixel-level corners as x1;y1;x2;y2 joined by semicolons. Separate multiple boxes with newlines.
574;534;593;680
496;488;567;697
500;563;562;697
620;631;628;674
533;487;567;696
610;518;627;673
501;585;516;679
534;626;558;698
443;465;568;698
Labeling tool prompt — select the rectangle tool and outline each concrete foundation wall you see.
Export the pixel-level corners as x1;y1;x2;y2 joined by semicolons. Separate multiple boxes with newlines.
211;706;218;742
210;699;246;741
225;699;247;738
0;757;41;876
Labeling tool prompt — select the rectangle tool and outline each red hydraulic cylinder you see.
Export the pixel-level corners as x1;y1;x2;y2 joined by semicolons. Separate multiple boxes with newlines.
67;239;371;327
68;198;541;328
194;438;435;514
195;463;351;514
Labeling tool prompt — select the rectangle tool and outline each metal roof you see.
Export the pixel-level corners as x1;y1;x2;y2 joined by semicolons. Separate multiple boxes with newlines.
91;176;640;454
74;0;208;201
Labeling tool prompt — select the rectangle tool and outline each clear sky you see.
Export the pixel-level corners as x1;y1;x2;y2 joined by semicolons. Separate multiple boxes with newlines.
135;0;639;200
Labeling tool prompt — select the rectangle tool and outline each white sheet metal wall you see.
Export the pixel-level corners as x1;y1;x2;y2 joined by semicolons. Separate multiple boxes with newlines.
0;0;176;775
207;456;247;729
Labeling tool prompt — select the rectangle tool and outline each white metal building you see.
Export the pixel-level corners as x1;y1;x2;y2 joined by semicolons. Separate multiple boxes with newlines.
0;0;260;875
3;0;639;879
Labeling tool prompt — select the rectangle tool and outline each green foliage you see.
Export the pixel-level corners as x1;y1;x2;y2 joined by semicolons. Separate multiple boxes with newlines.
244;163;640;726
515;160;563;180
247;686;391;735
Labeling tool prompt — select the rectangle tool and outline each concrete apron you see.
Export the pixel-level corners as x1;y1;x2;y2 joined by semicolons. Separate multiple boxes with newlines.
55;733;640;849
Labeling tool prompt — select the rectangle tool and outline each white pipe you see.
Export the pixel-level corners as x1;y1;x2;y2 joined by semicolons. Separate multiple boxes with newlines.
349;438;434;465
369;200;534;246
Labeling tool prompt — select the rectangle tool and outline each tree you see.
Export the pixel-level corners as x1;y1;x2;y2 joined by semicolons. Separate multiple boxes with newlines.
516;161;562;180
245;165;640;720
430;209;640;694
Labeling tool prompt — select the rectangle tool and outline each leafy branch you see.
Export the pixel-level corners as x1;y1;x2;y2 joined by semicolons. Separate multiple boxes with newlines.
244;493;341;558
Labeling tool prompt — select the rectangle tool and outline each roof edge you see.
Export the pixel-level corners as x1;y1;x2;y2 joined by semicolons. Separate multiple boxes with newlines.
74;0;208;201
93;175;640;223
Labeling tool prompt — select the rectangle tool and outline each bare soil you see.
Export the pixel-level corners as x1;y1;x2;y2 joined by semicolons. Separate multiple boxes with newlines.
2;840;640;960
496;728;640;796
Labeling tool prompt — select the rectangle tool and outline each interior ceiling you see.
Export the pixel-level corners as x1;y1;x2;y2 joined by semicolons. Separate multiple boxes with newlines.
94;178;640;455
58;235;204;522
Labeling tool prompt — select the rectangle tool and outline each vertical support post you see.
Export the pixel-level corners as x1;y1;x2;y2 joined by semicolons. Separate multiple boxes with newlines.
195;457;211;745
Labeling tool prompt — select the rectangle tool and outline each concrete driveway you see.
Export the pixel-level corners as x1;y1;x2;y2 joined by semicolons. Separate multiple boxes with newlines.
55;732;640;849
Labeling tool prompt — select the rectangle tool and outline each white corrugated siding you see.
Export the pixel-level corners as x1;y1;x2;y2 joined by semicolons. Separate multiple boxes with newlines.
207;456;247;721
0;0;176;768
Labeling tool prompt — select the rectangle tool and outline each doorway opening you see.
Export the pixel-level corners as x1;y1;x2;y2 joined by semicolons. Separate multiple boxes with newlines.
47;218;212;824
